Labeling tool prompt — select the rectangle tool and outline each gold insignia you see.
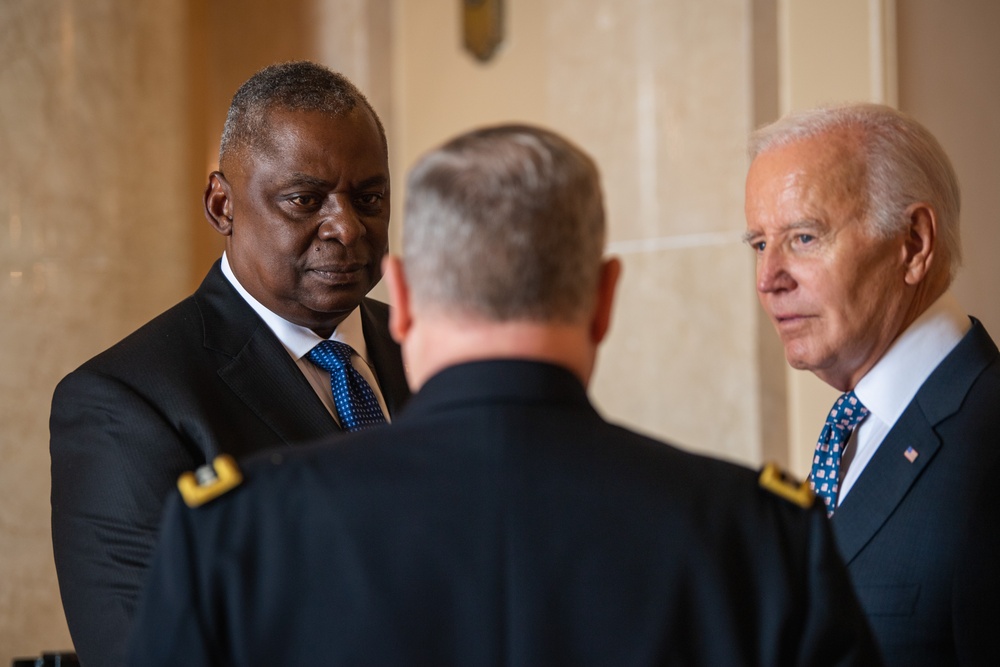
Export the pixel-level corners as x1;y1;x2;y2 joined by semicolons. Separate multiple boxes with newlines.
758;462;814;509
177;454;243;508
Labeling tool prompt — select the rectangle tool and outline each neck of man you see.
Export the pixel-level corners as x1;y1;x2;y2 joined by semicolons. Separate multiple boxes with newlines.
402;314;598;392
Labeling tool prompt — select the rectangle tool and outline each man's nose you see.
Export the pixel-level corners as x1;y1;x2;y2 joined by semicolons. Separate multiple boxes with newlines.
756;248;795;293
317;197;366;245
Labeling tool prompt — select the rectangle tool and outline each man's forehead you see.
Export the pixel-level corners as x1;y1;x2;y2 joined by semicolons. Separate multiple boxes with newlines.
255;107;384;156
752;131;866;196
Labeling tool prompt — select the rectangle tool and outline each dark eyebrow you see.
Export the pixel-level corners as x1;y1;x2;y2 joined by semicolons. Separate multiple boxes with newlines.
283;173;388;191
355;174;389;191
284;173;331;189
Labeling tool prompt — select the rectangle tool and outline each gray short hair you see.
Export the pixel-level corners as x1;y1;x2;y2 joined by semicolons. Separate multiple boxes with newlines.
219;61;386;167
749;103;961;277
403;125;606;322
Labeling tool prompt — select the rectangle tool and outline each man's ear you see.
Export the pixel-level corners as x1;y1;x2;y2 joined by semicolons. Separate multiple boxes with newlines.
383;255;413;344
902;203;937;285
591;257;622;344
205;171;234;236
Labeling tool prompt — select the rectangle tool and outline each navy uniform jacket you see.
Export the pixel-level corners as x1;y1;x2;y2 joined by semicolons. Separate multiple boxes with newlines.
831;319;1000;666
49;260;410;667
127;360;880;667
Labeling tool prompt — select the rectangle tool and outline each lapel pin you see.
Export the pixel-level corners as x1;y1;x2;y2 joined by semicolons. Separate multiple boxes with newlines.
904;446;919;463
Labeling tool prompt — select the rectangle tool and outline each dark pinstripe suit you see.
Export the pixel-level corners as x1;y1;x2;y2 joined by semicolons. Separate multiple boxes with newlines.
50;260;409;667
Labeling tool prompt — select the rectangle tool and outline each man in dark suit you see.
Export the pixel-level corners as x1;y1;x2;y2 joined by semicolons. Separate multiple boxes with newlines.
127;124;880;666
744;102;1000;666
49;61;409;666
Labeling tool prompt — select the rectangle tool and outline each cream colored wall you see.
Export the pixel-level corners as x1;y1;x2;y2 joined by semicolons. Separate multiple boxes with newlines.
393;0;766;465
1;0;196;654
896;0;1000;340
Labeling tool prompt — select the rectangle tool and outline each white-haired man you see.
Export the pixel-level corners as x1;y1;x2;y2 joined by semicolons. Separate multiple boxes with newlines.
744;102;1000;666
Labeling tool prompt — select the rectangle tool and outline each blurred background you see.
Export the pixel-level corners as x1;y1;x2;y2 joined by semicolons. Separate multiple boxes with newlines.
2;0;998;656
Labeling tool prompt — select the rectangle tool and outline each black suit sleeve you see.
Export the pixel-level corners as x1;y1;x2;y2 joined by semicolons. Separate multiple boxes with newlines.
796;504;884;666
50;369;202;667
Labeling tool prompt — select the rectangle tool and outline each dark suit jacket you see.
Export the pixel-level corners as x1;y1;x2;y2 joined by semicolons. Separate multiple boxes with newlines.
127;360;880;667
50;260;409;667
832;319;1000;667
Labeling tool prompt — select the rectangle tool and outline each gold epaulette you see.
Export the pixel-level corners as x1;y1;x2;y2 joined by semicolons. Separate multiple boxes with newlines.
758;462;814;509
177;454;243;508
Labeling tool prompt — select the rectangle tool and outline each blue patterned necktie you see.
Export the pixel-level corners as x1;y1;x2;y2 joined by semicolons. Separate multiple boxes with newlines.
809;391;869;516
307;340;387;432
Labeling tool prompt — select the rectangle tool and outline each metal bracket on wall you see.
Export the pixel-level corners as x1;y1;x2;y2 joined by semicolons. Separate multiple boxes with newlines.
463;0;504;63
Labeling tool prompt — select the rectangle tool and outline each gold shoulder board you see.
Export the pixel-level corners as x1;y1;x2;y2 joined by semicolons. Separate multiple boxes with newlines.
177;454;243;508
758;462;814;509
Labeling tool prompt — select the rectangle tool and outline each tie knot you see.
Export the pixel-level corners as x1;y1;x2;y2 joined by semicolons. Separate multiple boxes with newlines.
828;391;869;431
307;340;355;373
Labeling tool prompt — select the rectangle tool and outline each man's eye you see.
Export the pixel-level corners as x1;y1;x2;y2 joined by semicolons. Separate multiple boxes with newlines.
356;193;384;208
752;240;766;252
289;194;320;207
797;234;814;244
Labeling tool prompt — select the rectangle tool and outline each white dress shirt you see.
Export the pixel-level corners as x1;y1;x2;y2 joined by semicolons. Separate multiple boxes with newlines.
221;252;389;425
838;291;969;505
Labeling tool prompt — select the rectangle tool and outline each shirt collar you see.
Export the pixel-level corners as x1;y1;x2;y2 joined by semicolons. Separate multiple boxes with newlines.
220;252;369;363
854;291;970;425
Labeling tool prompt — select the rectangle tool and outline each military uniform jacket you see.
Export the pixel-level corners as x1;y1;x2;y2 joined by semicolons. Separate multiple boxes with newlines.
127;360;880;667
49;260;409;667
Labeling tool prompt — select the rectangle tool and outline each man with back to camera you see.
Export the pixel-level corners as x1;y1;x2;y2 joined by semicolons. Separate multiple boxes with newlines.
743;102;1000;666
49;61;410;666
126;124;881;666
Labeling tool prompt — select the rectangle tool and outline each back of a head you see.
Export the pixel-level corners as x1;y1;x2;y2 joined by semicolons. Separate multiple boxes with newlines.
749;102;962;278
218;60;386;170
403;125;606;323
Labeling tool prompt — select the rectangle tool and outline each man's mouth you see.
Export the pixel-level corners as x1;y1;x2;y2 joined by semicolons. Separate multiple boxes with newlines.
772;313;814;327
309;264;366;283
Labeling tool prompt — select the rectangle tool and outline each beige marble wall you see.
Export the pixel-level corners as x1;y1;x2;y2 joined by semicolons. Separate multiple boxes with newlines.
897;0;1000;339
1;0;196;655
394;0;769;465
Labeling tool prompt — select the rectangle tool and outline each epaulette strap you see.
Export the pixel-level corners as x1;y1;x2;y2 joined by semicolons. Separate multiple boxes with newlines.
758;462;814;509
177;454;243;508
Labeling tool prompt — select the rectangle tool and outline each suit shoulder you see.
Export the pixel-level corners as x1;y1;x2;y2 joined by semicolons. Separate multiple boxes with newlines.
73;295;201;372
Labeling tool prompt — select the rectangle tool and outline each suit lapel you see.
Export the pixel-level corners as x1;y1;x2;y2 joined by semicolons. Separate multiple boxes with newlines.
832;319;997;563
832;413;940;563
197;262;338;445
217;329;338;444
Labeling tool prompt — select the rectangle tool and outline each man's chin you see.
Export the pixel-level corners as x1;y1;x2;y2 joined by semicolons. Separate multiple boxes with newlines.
783;348;816;372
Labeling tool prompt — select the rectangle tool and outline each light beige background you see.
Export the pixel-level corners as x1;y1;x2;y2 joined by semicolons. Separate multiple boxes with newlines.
2;0;997;657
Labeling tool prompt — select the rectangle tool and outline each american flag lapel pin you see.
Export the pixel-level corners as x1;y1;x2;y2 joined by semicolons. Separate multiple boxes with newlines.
904;446;919;463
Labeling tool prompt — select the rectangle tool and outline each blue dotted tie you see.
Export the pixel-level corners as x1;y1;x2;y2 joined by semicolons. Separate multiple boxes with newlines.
307;340;387;432
810;391;869;516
